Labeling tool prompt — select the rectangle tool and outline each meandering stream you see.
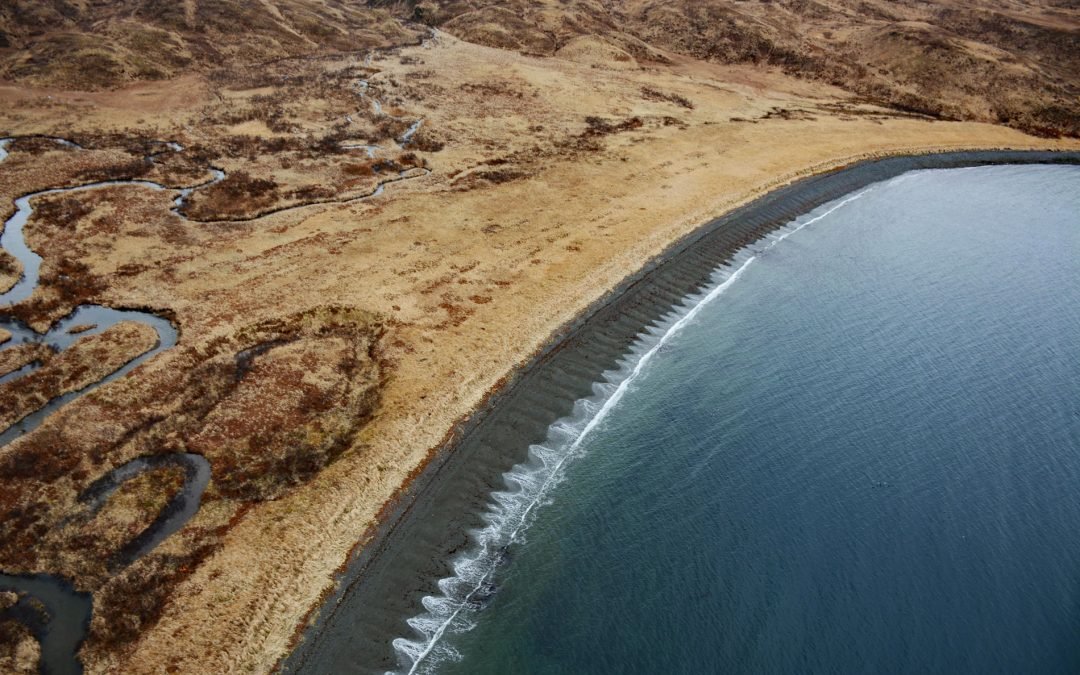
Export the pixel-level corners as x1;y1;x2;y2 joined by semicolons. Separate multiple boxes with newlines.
0;54;435;668
0;305;178;446
0;453;210;675
79;453;212;571
347;47;428;154
0;573;91;675
0;140;214;444
0;141;220;674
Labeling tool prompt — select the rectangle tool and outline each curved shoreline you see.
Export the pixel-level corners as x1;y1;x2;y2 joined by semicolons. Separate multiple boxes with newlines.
281;148;1080;672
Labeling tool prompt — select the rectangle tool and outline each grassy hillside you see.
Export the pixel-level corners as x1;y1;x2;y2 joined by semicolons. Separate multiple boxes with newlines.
0;0;422;88
1;1;1075;135
381;0;1080;137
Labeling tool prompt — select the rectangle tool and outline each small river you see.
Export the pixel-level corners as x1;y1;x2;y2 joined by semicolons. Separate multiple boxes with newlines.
0;141;213;674
0;46;432;670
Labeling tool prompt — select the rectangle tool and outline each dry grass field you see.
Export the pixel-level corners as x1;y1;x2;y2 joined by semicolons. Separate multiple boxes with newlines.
0;1;1076;672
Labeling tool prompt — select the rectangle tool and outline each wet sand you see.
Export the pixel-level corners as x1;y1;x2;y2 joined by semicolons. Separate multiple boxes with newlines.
283;149;1080;672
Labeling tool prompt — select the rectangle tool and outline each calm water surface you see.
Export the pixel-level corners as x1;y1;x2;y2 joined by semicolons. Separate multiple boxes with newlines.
410;165;1080;674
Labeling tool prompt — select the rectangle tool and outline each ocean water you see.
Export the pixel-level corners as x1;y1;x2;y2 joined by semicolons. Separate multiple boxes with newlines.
402;164;1080;674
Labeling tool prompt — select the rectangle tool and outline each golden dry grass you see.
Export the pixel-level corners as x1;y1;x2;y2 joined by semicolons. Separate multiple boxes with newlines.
0;6;1076;672
0;322;158;431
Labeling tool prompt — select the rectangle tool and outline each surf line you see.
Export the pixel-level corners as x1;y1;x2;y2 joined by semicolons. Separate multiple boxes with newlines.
392;185;875;674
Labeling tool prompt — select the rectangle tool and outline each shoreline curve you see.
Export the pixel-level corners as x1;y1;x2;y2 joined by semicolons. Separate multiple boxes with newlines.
281;149;1080;673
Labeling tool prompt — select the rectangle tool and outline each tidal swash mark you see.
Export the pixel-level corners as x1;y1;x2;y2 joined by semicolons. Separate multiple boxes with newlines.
390;188;873;673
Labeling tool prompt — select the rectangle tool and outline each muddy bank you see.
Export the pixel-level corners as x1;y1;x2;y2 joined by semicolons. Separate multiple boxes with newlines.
282;149;1080;673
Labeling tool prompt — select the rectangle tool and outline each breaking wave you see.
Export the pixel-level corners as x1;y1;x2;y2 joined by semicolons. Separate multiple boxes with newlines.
390;186;873;674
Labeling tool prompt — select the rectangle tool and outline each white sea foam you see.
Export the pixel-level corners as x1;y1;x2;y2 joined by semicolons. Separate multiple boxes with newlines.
389;186;873;674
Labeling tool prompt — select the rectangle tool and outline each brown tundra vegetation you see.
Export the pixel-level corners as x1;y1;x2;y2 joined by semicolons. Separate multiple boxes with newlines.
0;0;1076;672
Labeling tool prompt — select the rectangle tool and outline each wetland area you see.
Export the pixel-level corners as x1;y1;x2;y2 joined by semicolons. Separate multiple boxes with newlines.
0;1;1078;672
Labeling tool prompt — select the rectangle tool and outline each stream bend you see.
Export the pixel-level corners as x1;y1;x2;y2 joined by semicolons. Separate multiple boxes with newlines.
0;71;434;665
